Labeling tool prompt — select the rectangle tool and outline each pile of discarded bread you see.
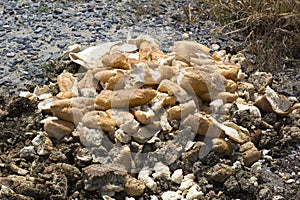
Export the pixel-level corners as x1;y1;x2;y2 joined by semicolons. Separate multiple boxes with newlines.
21;35;295;197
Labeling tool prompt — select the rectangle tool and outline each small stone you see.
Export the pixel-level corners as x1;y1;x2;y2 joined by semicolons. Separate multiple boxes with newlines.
206;163;233;183
152;162;171;179
44;119;75;140
239;141;260;166
114;129;131;143
161;191;182;200
34;27;43;33
171;169;183;184
251;162;262;173
9;163;29;175
83;164;127;192
124;175;146;197
259;187;272;199
211;138;233;156
248;71;273;93
179;174;195;191
6;52;16;57
138;168;157;192
32;132;54;155
44;163;82;182
211;43;220;51
41;52;52;62
224;175;240;193
19;146;36;158
75;147;93;163
186;184;204;200
182;33;189;39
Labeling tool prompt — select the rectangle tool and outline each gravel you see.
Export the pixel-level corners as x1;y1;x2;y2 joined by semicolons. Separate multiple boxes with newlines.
0;0;233;95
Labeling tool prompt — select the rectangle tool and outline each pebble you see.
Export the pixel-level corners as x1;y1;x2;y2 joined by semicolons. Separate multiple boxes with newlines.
171;169;183;184
6;52;16;57
161;191;182;200
211;43;220;50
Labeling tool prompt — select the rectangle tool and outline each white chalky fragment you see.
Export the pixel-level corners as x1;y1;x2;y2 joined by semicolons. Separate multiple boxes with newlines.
161;191;182;200
152;162;171;179
179;174;195;191
186;184;203;200
171;169;183;184
138;168;157;191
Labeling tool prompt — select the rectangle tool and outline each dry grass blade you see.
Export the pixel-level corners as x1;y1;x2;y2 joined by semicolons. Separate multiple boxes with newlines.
193;0;300;69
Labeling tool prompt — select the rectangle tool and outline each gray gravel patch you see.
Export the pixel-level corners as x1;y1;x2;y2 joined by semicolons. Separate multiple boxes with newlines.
0;0;235;95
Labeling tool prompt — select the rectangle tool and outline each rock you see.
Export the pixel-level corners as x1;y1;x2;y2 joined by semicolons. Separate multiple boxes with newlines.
102;52;131;70
130;63;178;85
215;63;241;81
114;129;131;143
200;91;238;103
281;126;300;143
83;164;127;192
225;79;238;93
173;41;210;65
103;71;127;90
210;117;246;143
50;99;82;123
239;141;260;166
139;41;164;61
152;162;171;179
182;114;224;138
32;132;54;155
167;100;196;121
44;163;82;182
161;191;182;200
186;184;204;200
133;108;155;125
179;173;195;191
248;71;273;93
206;163;233;183
75;147;93;163
95;89;157;110
157;79;190;103
78;124;113;150
235;103;262;119
224;175;240;193
132;125;158;143
178;67;226;96
182;141;209;164
57;71;77;94
46;173;68;200
44;119;75;140
182;33;189;39
9;163;29;175
77;69;98;97
124;175;146;197
119;119;140;135
211;43;220;51
255;86;291;116
138;168;157;191
19;146;36;158
171;169;183;184
0;185;34;200
81;111;116;132
109;145;133;172
211;138;233;156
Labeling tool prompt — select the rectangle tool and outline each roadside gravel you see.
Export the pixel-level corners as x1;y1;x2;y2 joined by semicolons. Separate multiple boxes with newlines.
0;0;235;95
